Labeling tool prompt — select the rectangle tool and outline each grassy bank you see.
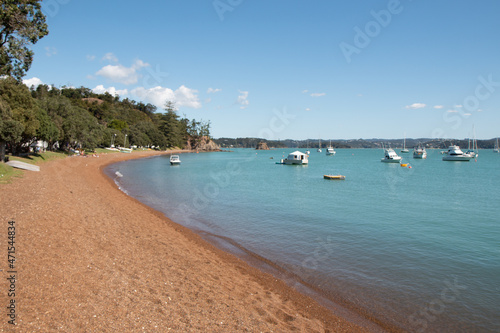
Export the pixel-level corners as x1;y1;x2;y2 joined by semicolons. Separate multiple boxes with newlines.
0;151;68;184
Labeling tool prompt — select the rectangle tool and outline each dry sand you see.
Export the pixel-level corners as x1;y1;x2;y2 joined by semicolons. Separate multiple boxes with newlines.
0;150;380;332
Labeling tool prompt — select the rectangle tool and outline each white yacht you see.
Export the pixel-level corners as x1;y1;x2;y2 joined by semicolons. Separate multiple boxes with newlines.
317;139;322;152
381;148;402;163
326;141;336;155
170;155;181;165
413;144;427;159
401;135;409;153
494;138;499;153
280;151;308;165
442;145;472;161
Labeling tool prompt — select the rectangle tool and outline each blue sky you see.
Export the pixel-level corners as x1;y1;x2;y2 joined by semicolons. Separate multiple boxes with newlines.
24;0;500;140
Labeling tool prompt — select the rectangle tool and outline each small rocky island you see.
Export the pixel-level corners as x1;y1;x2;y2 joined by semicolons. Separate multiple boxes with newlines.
256;142;270;150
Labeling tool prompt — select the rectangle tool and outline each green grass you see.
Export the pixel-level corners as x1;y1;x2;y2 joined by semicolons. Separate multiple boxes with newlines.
94;148;121;154
0;151;68;184
0;161;23;184
9;151;68;164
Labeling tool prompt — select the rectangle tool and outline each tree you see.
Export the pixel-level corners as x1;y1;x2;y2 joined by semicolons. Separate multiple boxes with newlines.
0;77;39;157
159;101;183;148
0;0;49;80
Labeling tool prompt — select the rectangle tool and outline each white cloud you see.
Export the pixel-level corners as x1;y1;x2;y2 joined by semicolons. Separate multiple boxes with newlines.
45;46;57;57
87;55;96;61
310;92;326;97
236;90;249;109
447;109;458;113
92;85;128;97
405;103;426;109
102;52;118;62
302;89;309;94
434;105;444;109
96;59;150;85
23;77;44;89
305;108;311;111
131;85;201;109
454;104;463;108
207;88;221;94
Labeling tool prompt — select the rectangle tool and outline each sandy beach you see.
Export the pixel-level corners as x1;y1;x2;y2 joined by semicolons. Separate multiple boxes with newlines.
0;150;377;332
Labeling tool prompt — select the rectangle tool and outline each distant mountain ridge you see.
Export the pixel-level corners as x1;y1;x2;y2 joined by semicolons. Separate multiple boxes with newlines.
214;137;499;149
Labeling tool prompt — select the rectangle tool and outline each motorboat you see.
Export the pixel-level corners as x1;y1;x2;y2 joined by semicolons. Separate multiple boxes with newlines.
170;155;181;165
326;141;336;155
413;144;427;159
381;148;402;163
442;145;472;161
279;151;308;165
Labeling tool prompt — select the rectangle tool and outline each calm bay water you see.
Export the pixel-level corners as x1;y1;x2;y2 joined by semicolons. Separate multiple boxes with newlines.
106;149;499;332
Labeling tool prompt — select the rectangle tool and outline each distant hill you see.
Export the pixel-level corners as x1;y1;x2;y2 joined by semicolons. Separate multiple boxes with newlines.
213;137;499;149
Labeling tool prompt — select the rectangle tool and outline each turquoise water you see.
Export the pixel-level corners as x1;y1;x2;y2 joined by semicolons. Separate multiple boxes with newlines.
107;149;500;332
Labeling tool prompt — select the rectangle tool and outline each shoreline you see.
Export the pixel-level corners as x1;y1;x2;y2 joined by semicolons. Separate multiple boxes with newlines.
1;150;386;332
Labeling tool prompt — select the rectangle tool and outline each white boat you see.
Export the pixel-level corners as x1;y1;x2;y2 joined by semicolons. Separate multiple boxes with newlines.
494;138;499;153
317;139;322;152
381;148;402;163
279;151;308;165
442;145;472;161
465;127;479;158
6;160;40;172
326;141;336;155
401;135;409;153
413;144;427;159
170;155;181;165
120;147;132;153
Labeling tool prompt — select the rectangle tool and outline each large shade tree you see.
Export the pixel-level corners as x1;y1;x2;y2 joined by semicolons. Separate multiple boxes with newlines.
0;0;48;80
1;0;48;161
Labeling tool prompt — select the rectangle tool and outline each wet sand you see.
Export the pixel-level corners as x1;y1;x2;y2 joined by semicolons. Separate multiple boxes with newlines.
0;150;380;332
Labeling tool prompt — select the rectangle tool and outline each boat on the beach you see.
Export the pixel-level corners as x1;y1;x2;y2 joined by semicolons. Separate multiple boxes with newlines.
381;148;402;163
278;151;308;165
120;147;132;153
413;144;427;159
6;160;40;172
170;155;181;165
324;174;345;180
442;145;472;161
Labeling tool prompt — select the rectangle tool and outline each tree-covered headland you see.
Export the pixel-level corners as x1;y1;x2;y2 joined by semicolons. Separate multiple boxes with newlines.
0;77;213;161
